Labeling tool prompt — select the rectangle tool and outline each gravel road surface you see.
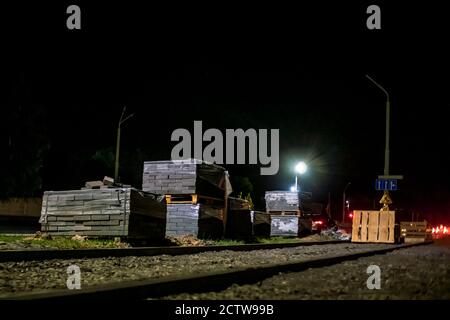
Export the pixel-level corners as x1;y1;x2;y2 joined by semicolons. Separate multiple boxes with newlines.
165;242;450;300
0;243;392;298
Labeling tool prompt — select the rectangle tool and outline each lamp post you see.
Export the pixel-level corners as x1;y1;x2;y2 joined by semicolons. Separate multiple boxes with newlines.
294;161;307;192
114;106;134;183
366;75;392;209
342;182;351;224
366;75;390;176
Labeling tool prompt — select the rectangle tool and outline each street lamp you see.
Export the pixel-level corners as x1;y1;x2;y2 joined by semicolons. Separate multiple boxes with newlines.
342;182;351;224
293;161;307;192
114;106;134;183
366;75;392;209
366;75;390;176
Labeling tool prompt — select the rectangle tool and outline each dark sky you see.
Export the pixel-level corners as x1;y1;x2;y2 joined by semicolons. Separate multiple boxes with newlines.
2;2;450;223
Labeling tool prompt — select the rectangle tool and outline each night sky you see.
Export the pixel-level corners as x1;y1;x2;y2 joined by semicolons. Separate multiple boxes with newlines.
1;2;449;223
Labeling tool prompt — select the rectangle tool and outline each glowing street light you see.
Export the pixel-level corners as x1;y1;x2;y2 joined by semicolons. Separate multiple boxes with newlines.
295;161;308;175
293;161;307;192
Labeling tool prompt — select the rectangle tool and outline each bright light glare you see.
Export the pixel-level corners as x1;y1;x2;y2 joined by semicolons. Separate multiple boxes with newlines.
295;161;307;174
290;186;297;192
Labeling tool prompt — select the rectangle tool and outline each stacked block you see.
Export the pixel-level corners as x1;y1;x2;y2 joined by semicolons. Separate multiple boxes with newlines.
143;160;230;238
39;188;166;238
252;210;312;238
142;160;228;199
166;204;224;239
270;216;312;237
265;191;300;213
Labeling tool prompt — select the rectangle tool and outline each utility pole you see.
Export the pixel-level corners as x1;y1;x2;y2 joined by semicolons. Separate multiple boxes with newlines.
114;106;134;183
366;75;392;210
342;182;351;224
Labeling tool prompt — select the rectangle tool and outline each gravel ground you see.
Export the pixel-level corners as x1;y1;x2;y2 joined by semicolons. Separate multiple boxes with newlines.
0;243;392;298
165;242;450;300
0;241;58;251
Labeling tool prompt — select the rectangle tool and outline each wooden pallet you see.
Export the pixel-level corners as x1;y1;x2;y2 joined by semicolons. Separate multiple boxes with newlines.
267;210;301;216
351;210;396;243
165;194;224;205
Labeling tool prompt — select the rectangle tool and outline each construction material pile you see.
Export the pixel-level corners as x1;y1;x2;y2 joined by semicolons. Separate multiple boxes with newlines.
142;160;230;199
265;191;300;213
39;188;166;238
143;159;232;239
263;191;312;236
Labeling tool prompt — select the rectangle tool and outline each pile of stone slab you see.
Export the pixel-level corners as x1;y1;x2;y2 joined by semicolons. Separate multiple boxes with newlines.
265;191;300;214
143;159;232;239
226;197;311;239
39;188;166;238
270;215;312;237
251;212;312;237
142;160;231;199
165;204;224;238
264;191;312;236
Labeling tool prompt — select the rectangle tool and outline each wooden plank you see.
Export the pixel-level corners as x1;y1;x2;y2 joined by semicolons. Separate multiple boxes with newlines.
360;211;369;242
387;211;395;243
367;211;380;242
351;211;362;241
378;210;390;242
165;194;198;204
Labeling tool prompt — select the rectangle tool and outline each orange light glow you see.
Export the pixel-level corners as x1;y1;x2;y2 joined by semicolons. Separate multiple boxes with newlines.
432;225;449;236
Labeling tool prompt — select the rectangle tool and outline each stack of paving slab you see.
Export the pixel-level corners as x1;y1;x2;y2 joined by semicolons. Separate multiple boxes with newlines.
142;159;228;199
143;159;231;239
165;204;224;238
264;191;312;236
270;215;312;237
39;188;166;238
250;212;312;237
265;191;300;213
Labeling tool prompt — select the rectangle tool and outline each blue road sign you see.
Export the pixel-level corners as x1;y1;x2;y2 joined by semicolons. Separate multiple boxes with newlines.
375;179;397;191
